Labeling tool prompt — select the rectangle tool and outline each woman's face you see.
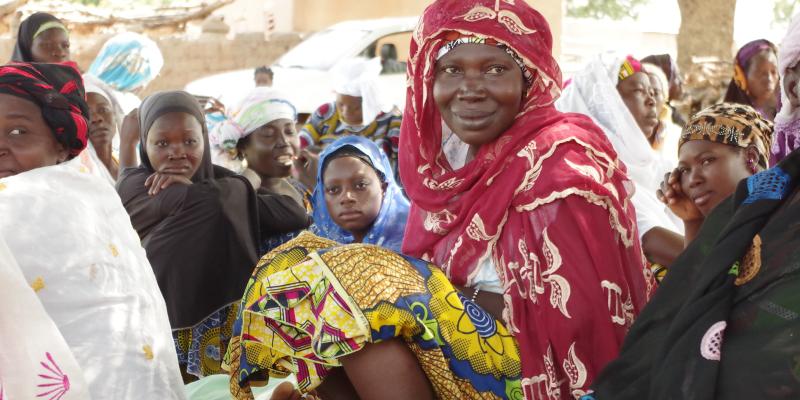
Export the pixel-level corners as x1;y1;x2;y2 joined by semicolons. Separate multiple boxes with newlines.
0;93;67;178
242;118;300;179
30;28;70;63
145;112;204;179
86;93;116;148
433;43;524;149
746;50;779;104
617;72;659;140
783;60;800;109
677;140;754;216
323;156;385;241
336;94;363;126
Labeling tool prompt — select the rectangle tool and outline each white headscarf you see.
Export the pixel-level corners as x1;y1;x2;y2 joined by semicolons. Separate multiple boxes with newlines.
210;87;297;151
330;57;385;125
556;53;681;237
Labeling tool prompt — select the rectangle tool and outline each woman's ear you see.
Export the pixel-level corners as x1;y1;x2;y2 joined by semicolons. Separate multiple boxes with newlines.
744;145;761;172
382;181;388;194
56;143;68;164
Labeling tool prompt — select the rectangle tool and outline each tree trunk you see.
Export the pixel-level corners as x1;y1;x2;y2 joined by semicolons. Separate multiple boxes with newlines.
676;0;737;72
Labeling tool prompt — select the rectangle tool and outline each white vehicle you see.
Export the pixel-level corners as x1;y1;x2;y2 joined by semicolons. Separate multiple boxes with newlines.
185;17;417;119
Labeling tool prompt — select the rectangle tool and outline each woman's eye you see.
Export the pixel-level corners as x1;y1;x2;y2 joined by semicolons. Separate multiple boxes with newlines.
185;139;197;145
702;157;715;166
8;128;25;136
325;187;340;195
156;140;168;147
487;65;507;74
442;66;460;74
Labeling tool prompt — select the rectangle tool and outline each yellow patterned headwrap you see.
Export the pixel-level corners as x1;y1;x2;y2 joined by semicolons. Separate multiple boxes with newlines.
680;103;773;168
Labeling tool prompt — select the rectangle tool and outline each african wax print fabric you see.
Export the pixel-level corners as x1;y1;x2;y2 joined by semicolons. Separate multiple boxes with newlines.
298;101;402;162
585;148;800;399
399;1;654;398
680;103;773;169
311;135;409;252
0;154;186;399
88;32;163;93
224;232;522;399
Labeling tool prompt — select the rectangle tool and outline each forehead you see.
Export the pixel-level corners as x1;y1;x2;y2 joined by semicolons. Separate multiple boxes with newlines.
436;43;515;64
86;92;111;107
323;156;375;180
336;93;361;104
149;111;202;133
0;92;42;116
748;49;777;68
679;139;736;158
619;72;651;88
34;27;68;42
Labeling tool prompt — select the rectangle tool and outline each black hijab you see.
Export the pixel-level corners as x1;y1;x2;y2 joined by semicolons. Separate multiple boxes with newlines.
117;91;309;329
11;12;66;62
587;149;800;399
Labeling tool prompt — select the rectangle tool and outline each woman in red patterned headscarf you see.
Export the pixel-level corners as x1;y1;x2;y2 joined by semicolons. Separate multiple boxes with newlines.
399;0;654;397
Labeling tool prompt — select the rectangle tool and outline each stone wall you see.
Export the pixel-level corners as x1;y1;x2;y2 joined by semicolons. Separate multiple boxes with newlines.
0;31;301;97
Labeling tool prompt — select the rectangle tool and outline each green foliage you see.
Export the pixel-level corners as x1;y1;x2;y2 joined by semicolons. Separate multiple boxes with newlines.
566;0;650;20
774;0;800;24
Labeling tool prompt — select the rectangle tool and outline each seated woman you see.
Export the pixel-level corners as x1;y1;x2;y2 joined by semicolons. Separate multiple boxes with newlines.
116;90;311;380
656;103;772;249
0;62;184;398
299;57;402;167
11;12;70;63
772;17;800;164
641;53;685;126
211;89;316;252
311;135;409;252
557;53;685;267
226;1;654;399
83;75;122;181
584;151;800;400
724;39;779;121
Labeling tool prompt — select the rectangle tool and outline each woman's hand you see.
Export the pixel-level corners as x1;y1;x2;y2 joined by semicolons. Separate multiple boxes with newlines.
295;148;320;190
145;171;192;196
270;381;320;400
119;109;140;169
656;168;703;223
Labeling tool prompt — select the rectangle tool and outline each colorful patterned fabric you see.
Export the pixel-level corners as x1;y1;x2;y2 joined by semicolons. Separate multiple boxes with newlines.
175;301;241;378
298;101;402;164
680;103;773;168
587;149;800;399
617;55;642;82
224;232;522;399
399;1;655;397
0;62;89;158
310;136;409;252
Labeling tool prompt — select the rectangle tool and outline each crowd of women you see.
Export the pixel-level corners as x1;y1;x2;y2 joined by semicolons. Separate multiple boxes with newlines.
2;1;800;399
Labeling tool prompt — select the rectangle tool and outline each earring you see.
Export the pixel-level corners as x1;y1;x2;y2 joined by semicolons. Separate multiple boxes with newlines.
747;159;757;174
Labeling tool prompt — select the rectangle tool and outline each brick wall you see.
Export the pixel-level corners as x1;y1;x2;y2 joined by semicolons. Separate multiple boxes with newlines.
0;31;301;97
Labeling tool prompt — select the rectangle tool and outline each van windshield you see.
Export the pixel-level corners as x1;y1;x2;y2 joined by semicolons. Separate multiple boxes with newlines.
275;28;371;70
